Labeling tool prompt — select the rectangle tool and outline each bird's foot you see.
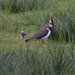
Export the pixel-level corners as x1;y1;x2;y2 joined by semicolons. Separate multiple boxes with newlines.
42;40;47;46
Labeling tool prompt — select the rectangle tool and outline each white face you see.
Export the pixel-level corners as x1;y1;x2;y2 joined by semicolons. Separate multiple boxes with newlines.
20;31;24;34
48;19;53;27
49;25;53;27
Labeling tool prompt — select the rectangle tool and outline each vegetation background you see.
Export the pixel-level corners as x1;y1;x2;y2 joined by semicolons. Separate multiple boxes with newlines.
0;0;75;75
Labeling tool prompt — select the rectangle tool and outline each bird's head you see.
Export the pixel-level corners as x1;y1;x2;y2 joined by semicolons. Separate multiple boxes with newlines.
19;31;28;38
19;31;24;35
48;17;56;27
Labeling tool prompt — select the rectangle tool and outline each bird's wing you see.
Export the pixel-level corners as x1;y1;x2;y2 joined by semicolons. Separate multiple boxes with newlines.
28;25;49;40
32;28;49;39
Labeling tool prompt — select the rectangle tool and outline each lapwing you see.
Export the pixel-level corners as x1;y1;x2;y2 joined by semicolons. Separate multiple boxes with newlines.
25;18;55;44
19;31;28;38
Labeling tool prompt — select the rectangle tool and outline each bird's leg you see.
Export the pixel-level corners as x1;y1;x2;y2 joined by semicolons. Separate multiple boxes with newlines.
42;40;46;44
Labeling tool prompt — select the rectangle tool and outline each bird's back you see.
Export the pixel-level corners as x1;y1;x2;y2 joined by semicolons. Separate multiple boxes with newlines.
29;25;49;39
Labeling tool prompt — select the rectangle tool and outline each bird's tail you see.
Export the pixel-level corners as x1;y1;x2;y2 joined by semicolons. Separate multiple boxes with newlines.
25;39;32;42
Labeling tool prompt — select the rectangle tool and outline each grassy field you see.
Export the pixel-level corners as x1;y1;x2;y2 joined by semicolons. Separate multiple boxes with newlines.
0;0;75;75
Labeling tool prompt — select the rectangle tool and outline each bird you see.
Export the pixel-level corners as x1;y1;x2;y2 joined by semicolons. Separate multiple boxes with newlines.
19;31;28;38
25;18;55;44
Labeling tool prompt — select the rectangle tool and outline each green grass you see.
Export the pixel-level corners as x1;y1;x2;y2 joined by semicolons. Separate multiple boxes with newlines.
0;0;52;13
0;43;75;75
0;0;75;75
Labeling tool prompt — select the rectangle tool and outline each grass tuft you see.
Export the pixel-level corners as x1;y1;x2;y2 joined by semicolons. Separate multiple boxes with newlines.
0;44;75;75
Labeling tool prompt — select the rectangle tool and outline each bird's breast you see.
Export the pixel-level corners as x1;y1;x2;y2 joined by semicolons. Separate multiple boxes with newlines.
41;29;51;40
